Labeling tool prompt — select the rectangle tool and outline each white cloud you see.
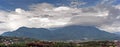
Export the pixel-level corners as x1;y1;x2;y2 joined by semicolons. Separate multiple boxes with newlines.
114;5;120;9
99;22;120;32
54;7;70;11
0;0;120;34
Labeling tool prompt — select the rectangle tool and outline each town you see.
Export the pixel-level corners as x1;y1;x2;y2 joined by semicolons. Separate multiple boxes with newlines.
0;36;120;47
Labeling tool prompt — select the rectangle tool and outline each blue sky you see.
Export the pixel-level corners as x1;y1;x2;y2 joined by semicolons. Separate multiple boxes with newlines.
113;0;120;5
0;0;102;11
0;0;120;11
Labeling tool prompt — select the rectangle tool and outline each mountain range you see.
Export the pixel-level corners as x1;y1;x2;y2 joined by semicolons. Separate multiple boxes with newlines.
114;32;120;36
1;25;120;40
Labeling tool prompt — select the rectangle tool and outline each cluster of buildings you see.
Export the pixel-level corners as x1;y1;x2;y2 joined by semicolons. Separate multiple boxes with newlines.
1;38;120;47
26;40;120;47
0;38;20;45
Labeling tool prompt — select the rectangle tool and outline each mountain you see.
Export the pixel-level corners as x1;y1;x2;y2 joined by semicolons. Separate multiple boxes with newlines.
114;32;120;36
1;25;120;40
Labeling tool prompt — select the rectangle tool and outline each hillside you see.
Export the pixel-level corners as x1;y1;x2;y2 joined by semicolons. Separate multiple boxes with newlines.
1;25;120;40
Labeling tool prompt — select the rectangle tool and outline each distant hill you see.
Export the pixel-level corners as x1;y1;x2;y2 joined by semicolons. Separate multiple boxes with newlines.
1;25;120;40
114;32;120;36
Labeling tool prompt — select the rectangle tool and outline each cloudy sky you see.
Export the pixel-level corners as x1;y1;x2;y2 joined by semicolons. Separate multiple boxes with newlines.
0;0;120;34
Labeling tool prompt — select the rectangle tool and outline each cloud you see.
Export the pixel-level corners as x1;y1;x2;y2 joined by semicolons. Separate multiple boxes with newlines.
0;0;120;34
70;16;108;26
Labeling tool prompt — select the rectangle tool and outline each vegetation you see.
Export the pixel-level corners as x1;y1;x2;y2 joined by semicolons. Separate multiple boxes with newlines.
0;36;119;47
0;40;118;47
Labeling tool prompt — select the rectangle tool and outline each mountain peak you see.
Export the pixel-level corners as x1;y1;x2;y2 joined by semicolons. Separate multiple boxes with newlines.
1;25;120;40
